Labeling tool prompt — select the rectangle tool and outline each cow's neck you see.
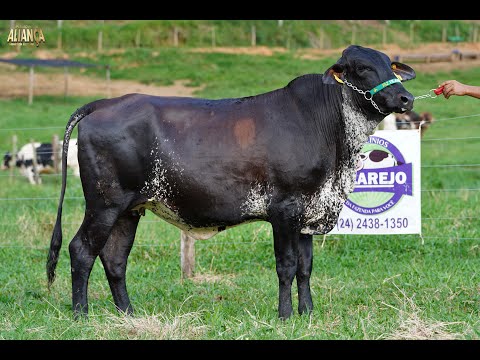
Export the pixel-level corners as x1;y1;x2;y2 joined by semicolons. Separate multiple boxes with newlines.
340;86;379;160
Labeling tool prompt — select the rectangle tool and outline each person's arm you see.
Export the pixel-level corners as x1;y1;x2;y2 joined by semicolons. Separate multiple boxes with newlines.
438;80;480;99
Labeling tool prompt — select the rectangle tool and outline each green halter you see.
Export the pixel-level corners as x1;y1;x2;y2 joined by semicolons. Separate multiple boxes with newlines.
368;78;401;96
343;76;402;115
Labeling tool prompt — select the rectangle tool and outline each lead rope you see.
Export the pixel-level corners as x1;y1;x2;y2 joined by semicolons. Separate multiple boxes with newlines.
414;86;444;100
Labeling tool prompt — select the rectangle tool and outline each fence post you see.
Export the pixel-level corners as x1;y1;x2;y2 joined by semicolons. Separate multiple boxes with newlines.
9;135;17;183
30;139;40;185
135;29;141;48
28;66;34;105
105;65;111;98
211;26;216;47
173;27;179;47
442;26;447;42
351;23;356;45
286;25;291;49
180;230;195;279
52;134;60;174
409;22;415;45
251;25;256;47
57;20;63;50
98;20;104;52
64;66;69;98
382;24;387;46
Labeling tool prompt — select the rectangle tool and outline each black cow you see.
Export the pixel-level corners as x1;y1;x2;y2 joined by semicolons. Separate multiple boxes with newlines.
47;45;416;320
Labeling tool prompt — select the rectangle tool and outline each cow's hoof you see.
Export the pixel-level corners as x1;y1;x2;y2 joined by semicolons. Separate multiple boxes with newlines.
73;305;88;321
116;305;134;316
298;304;313;315
73;311;88;321
278;308;293;321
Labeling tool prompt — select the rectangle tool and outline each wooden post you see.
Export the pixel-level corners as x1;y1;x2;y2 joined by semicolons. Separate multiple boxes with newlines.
98;30;103;52
9;135;17;184
286;25;291;49
251;25;256;47
63;66;69;98
382;25;387;46
30;139;40;185
211;26;216;47
173;27;179;47
410;22;414;44
180;231;195;278
442;26;447;42
135;29;141;48
474;25;478;43
106;65;111;98
352;23;357;44
319;28;325;49
28;66;34;105
57;20;63;50
98;20;104;52
52;134;60;174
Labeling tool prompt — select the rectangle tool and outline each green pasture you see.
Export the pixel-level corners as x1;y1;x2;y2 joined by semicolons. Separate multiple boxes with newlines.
1;20;477;50
0;46;479;339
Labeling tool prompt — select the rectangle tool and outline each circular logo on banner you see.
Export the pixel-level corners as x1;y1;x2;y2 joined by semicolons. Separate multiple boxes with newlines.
346;136;413;215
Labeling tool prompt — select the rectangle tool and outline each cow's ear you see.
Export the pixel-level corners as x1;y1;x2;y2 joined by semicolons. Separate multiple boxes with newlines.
391;62;416;82
322;63;346;85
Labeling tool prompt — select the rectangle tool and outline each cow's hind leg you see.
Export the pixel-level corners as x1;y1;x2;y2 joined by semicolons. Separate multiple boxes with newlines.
99;211;140;315
69;206;123;319
296;233;313;315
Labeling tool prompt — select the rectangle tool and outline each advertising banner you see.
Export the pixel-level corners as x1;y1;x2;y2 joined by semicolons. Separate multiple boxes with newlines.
329;130;421;235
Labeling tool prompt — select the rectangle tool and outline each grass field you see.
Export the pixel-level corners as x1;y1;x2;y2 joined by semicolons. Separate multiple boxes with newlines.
0;47;479;340
1;20;477;51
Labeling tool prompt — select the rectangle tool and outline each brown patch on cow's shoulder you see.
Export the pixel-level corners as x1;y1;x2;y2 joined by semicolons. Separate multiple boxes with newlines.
233;118;256;149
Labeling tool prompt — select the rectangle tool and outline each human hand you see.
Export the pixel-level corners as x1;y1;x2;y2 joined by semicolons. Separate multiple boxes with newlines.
438;80;469;99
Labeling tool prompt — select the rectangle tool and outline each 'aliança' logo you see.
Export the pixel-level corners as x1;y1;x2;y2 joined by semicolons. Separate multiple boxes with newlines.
7;25;45;47
345;135;413;215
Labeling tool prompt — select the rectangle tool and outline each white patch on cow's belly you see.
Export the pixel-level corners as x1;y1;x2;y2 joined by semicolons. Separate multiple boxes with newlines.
135;199;259;240
240;182;273;218
135;200;220;240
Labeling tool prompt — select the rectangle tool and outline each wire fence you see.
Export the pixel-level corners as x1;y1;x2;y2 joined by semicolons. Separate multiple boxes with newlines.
0;112;478;248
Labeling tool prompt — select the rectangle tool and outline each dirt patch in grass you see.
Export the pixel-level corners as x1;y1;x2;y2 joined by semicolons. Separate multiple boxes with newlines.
189;46;287;56
0;64;203;99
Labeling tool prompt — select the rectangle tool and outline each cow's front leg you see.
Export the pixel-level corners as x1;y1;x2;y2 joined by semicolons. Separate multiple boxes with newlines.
297;233;313;315
270;203;301;320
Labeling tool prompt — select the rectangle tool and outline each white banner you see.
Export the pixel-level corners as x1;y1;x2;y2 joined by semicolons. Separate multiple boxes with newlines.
329;130;421;235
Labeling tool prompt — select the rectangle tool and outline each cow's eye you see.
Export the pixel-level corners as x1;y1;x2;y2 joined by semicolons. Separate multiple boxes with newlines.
357;65;372;73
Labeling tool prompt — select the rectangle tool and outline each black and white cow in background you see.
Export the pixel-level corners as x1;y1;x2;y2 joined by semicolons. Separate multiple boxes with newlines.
381;110;435;137
2;139;80;184
47;45;416;320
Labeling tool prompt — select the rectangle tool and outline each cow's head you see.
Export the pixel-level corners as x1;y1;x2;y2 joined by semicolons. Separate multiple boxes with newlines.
2;152;12;170
322;45;416;116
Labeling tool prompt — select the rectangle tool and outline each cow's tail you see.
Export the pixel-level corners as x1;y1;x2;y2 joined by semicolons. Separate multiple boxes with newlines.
47;103;95;289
